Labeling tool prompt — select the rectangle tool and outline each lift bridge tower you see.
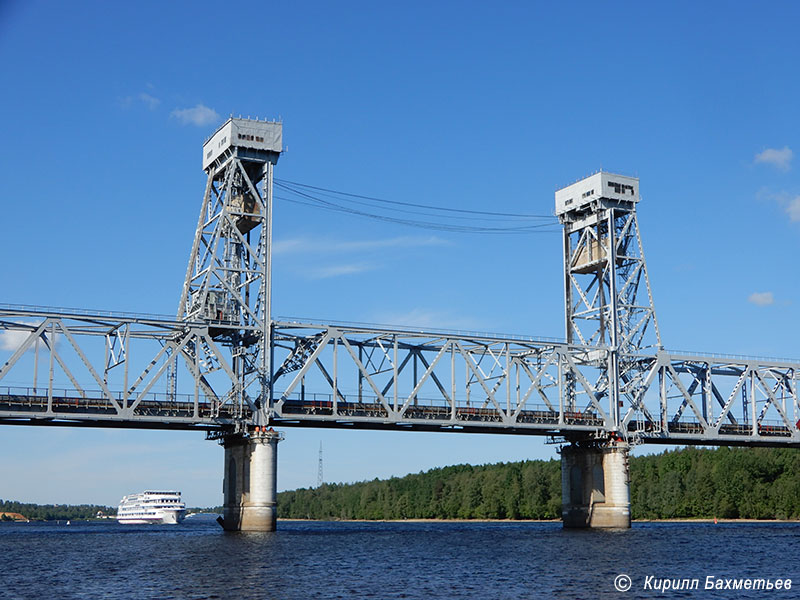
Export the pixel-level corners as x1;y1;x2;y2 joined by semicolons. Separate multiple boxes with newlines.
178;117;283;531
555;172;660;527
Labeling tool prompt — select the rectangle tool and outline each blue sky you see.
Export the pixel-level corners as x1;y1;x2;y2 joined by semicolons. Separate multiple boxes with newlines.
1;1;798;507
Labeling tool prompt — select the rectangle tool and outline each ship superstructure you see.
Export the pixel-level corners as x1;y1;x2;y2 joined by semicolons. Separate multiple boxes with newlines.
116;490;186;525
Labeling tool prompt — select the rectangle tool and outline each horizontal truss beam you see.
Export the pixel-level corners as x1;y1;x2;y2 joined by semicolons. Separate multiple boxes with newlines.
1;309;798;445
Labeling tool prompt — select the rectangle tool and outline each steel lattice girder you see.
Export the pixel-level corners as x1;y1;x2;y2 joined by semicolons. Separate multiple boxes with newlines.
619;351;799;445
0;307;250;429
1;308;799;445
270;321;606;435
563;209;660;353
268;321;800;445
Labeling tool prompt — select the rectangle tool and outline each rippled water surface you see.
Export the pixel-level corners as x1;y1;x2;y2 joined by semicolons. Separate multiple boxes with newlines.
3;517;799;599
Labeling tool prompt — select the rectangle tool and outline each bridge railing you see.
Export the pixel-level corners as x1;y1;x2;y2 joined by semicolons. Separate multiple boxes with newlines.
0;385;239;422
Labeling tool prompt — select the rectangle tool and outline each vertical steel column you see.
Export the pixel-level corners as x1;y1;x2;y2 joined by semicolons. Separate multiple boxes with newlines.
607;209;620;430
562;227;572;344
47;322;54;413
263;160;274;422
33;334;39;393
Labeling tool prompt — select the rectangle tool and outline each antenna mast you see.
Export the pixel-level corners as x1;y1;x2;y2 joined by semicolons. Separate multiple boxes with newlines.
317;441;324;488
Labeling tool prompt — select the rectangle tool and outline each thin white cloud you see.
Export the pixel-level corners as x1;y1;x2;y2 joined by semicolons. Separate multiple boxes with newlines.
748;292;774;306
0;323;56;352
787;196;800;222
308;263;374;279
372;308;482;331
138;93;160;110
273;235;449;256
0;329;32;351
754;146;793;171
757;189;800;223
171;104;220;127
119;91;161;111
272;238;306;255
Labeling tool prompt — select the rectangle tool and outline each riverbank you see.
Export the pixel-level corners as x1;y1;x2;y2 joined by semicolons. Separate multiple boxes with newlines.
278;517;800;524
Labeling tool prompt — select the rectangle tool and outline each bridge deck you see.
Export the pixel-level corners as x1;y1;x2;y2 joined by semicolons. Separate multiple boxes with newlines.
2;389;797;446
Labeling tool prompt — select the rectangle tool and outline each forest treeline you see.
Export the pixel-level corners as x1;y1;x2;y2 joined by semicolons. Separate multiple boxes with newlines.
0;500;114;521
278;447;800;521
5;447;800;521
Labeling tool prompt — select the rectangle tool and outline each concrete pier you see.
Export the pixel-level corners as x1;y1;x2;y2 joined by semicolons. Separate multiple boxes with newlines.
561;441;630;528
220;429;281;531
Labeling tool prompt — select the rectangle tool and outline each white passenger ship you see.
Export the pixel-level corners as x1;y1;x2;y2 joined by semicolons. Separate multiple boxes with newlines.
116;491;186;525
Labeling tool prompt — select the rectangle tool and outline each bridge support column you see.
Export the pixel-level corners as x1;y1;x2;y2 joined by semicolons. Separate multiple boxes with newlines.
220;429;281;532
561;441;630;528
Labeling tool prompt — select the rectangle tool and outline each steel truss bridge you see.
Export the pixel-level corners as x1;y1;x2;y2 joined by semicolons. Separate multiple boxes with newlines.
1;309;797;447
1;121;798;450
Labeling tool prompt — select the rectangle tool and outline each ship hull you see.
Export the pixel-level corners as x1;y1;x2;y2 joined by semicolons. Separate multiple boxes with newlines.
117;509;186;525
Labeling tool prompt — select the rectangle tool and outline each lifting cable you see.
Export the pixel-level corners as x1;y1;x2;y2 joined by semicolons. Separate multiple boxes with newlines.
274;179;560;235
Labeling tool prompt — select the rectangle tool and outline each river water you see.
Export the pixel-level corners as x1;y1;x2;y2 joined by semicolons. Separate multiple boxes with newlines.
2;517;799;599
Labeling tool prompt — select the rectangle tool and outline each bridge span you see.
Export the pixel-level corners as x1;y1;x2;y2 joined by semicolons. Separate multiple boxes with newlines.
2;118;798;531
